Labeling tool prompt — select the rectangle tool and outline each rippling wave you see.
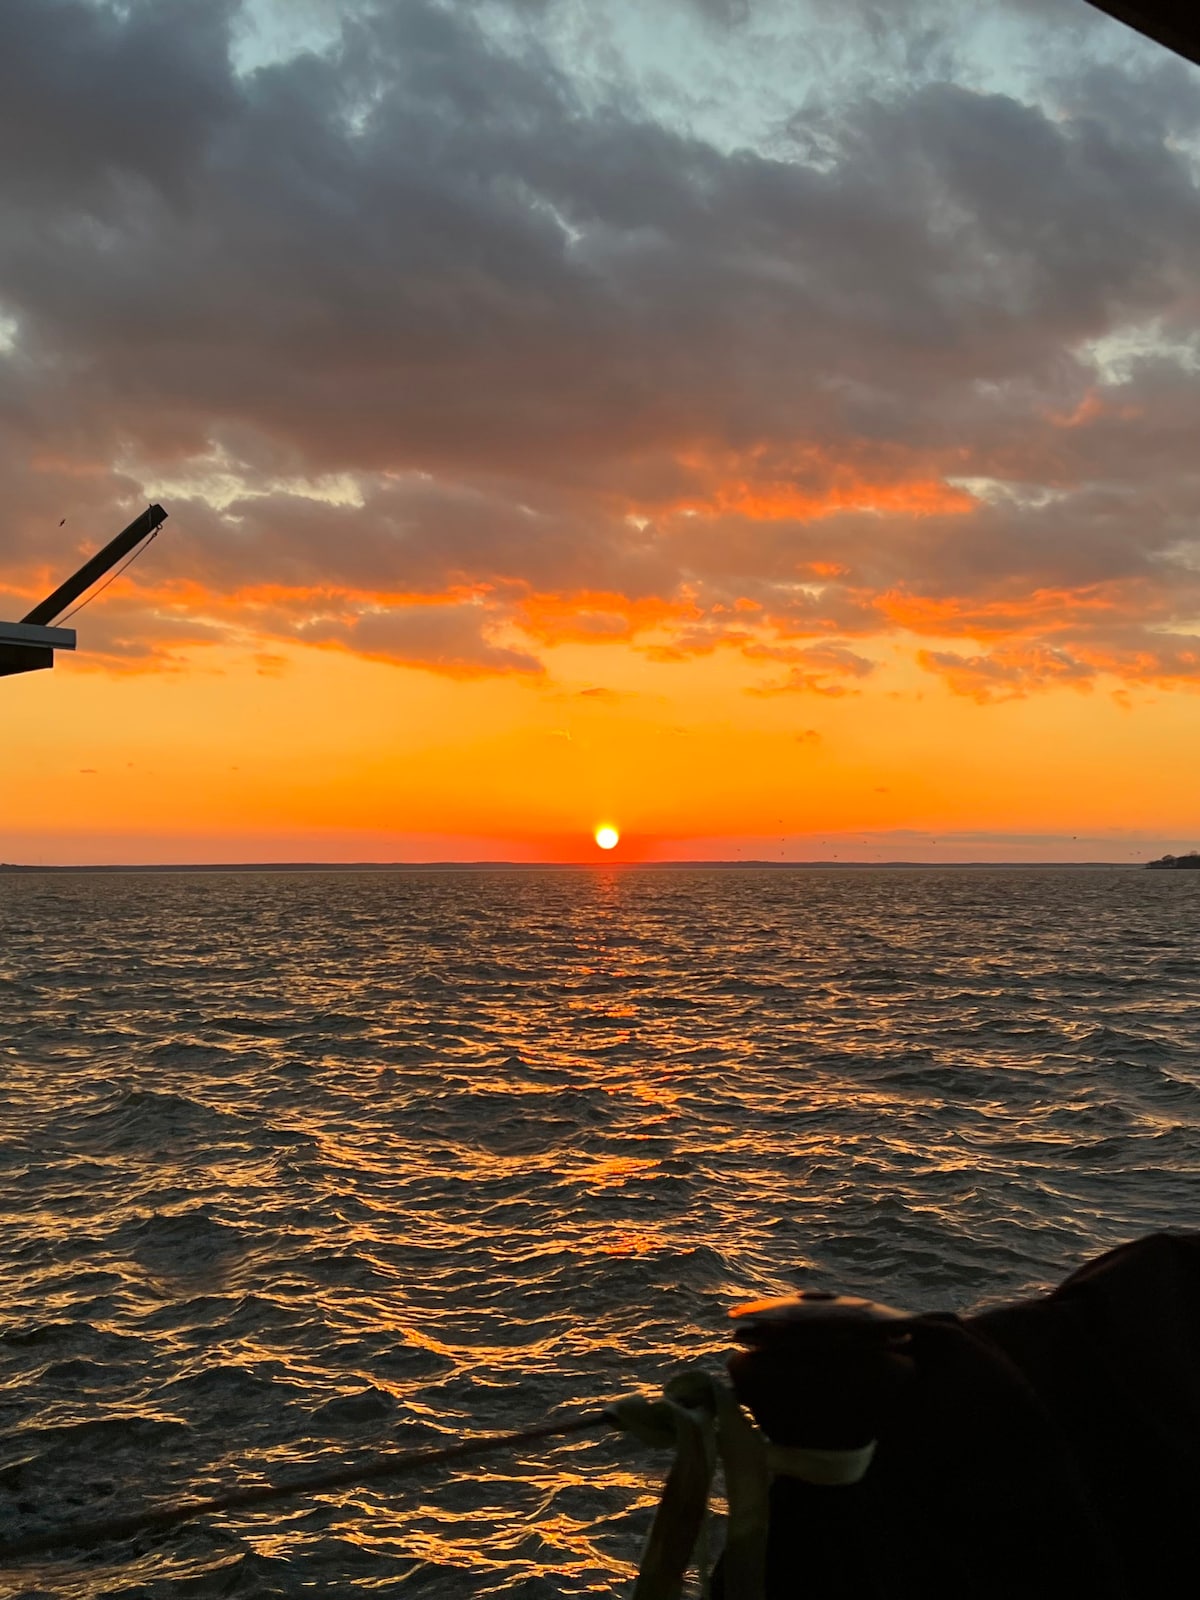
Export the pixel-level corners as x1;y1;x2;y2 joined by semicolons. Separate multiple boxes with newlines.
2;866;1199;1595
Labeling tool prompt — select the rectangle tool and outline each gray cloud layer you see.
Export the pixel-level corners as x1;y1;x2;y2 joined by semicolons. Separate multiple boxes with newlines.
3;0;1200;691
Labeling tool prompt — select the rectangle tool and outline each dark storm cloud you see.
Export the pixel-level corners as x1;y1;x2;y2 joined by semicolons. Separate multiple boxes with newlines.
2;0;1200;686
0;0;238;209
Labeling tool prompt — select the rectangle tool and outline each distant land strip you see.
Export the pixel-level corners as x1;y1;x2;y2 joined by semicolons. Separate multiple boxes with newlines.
0;860;1147;873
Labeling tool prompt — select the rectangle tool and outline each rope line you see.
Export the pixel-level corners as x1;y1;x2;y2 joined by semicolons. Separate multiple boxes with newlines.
0;1410;610;1564
57;510;161;624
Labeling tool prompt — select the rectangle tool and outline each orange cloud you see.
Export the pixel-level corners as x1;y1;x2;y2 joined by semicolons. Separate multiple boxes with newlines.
878;581;1151;639
918;643;1095;701
517;590;693;645
706;475;975;521
660;446;976;523
746;641;876;696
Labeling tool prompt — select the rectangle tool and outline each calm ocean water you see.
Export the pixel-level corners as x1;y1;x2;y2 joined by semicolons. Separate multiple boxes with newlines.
2;866;1199;1597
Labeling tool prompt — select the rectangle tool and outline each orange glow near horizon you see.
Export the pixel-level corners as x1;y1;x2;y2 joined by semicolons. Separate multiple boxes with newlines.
2;628;1199;865
3;445;1200;871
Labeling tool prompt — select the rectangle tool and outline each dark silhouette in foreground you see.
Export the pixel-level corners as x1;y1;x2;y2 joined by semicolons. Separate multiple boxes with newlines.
716;1233;1200;1598
0;504;167;678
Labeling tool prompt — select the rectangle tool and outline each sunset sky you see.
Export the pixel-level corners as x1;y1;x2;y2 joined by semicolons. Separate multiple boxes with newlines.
3;0;1200;864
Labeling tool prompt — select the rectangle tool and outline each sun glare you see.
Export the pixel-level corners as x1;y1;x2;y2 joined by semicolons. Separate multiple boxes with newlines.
594;825;619;850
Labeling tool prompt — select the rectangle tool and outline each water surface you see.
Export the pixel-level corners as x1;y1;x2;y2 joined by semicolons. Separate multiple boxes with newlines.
2;867;1199;1595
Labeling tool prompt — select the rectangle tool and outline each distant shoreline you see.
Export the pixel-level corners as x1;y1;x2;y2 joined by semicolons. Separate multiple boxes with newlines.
0;859;1145;873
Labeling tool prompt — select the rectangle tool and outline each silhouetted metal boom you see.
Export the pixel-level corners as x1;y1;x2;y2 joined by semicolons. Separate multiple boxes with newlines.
22;503;168;627
1;503;168;678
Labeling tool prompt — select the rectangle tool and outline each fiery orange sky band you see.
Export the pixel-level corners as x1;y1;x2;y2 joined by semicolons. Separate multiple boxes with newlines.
3;0;1200;865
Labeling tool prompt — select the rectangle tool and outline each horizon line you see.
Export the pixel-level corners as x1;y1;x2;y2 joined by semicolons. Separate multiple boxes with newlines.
0;858;1153;873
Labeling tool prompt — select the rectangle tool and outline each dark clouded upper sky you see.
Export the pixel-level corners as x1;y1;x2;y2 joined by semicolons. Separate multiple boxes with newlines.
4;0;1200;862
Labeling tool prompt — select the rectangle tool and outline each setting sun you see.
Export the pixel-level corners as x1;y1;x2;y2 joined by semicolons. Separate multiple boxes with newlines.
594;825;619;850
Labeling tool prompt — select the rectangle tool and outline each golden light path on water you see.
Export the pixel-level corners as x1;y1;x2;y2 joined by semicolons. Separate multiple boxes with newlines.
1;867;1199;1594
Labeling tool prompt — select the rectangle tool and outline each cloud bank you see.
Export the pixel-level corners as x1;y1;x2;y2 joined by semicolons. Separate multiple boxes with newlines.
3;0;1200;697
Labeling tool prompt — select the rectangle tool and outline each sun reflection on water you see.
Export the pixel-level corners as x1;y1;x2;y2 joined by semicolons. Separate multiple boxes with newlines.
2;866;1197;1592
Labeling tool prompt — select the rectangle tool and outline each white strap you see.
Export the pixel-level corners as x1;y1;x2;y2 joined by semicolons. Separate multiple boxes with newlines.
769;1439;877;1486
